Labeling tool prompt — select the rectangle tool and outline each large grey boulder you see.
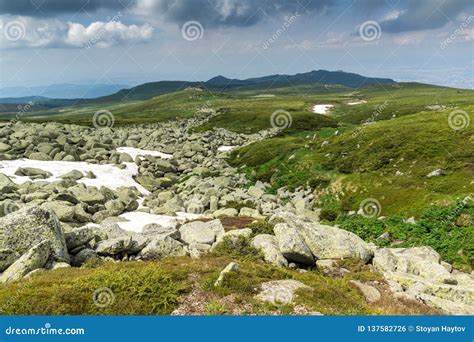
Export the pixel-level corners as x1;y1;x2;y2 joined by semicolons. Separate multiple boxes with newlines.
41;201;76;222
273;223;314;265
251;234;288;267
15;167;52;179
95;236;132;255
373;247;452;282
142;223;180;240
0;240;51;284
374;247;474;315
71;248;98;266
139;236;187;260
65;226;97;250
269;211;373;261
0;207;69;262
179;221;217;245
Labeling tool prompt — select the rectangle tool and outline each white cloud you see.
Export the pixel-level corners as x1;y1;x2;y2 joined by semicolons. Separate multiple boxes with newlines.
66;21;154;48
0;15;154;49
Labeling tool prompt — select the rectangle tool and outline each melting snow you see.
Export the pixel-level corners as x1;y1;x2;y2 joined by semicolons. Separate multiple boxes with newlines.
217;146;236;152
347;100;367;105
117;211;202;233
116;147;173;160
312;104;334;114
0;159;150;194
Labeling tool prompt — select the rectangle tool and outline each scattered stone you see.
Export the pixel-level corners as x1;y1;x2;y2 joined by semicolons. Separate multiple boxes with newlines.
214;262;240;287
350;280;381;303
0;240;52;284
256;279;311;305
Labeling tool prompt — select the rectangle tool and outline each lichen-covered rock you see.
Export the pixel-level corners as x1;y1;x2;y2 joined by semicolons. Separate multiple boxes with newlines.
0;248;20;272
179;221;217;245
41;201;76;222
350;280;381;303
0;240;52;283
65;226;97;250
0;207;68;262
269;211;374;261
142;223;180;240
95;236;132;255
251;234;288;267
255;279;310;305
273;223;314;265
70;248;97;267
373;247;474;315
139;236;187;260
214;262;240;287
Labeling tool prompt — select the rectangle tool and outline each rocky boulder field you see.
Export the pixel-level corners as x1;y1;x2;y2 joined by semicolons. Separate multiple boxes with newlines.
0;116;472;315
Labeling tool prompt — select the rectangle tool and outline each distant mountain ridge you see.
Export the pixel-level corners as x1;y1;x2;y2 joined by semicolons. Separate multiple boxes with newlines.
0;70;396;105
206;70;395;89
0;83;129;100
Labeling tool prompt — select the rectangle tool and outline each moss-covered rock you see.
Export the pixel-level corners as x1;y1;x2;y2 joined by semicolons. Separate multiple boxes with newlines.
0;207;69;262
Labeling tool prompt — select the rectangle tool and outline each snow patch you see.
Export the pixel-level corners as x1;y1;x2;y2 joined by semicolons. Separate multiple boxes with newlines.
117;211;202;233
312;104;334;114
347;100;367;105
0;159;150;194
217;146;236;152
116;147;173;160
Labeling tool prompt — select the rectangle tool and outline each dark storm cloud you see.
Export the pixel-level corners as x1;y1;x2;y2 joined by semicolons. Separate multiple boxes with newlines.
0;0;135;17
139;0;336;28
379;0;474;33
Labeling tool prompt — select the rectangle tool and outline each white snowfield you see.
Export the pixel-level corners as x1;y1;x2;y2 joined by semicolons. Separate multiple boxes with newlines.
0;147;205;233
0;159;149;194
116;211;202;233
312;104;334;114
217;145;236;152
116;147;173;160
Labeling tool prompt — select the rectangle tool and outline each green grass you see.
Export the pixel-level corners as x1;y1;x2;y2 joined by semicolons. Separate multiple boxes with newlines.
335;200;474;272
231;104;474;216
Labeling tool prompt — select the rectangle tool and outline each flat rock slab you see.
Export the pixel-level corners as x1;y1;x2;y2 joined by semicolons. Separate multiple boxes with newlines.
255;279;311;305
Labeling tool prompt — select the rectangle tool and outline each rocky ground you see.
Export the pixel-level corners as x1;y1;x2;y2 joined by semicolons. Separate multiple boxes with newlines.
0;114;472;315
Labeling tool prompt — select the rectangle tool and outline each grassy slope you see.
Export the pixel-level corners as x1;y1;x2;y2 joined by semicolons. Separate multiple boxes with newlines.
230;86;474;216
0;254;439;315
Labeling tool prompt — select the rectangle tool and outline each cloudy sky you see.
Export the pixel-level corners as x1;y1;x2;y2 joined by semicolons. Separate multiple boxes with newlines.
0;0;473;90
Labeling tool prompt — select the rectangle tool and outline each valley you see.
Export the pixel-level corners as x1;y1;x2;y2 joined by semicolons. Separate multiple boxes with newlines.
0;70;472;316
